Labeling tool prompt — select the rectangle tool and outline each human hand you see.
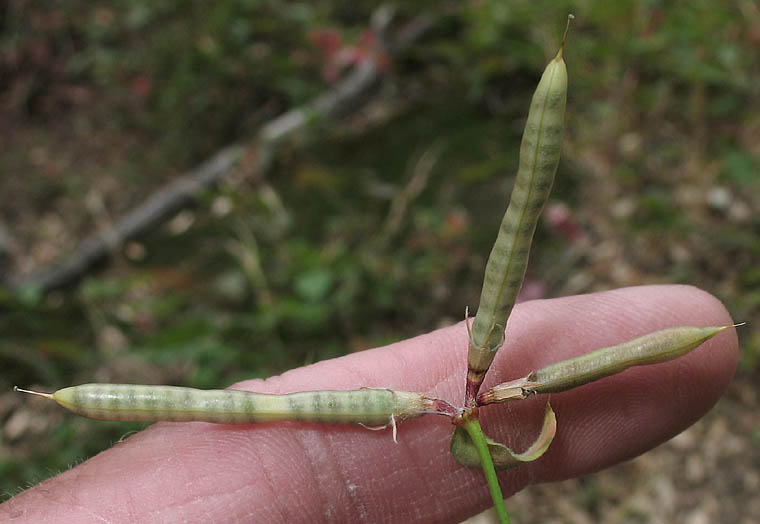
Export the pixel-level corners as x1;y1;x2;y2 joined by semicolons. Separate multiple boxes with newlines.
1;285;737;523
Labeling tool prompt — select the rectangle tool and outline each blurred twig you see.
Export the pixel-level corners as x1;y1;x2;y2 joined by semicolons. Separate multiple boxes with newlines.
2;8;434;295
377;140;445;248
225;220;272;307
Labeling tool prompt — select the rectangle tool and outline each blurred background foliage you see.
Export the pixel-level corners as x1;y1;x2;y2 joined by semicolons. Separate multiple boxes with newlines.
1;0;758;521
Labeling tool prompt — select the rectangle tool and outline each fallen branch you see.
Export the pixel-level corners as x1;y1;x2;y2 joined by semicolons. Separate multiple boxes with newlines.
3;9;433;294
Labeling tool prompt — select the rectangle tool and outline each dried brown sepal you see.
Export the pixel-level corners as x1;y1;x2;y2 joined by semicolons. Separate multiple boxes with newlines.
477;376;541;405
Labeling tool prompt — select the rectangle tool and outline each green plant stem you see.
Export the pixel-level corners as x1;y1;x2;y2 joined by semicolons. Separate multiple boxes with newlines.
462;418;510;524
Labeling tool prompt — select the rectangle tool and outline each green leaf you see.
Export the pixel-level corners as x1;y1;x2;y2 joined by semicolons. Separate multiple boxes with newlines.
450;402;556;470
294;268;333;302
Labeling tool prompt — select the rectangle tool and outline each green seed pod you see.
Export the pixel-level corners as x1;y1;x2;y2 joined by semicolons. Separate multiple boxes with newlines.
478;325;732;404
15;384;437;426
467;26;570;403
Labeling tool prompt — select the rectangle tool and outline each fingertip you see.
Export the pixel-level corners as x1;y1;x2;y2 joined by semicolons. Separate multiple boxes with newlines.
479;285;738;485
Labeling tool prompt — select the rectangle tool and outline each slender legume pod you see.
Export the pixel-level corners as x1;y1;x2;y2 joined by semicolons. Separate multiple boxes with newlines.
478;325;732;404
467;25;569;404
15;384;438;425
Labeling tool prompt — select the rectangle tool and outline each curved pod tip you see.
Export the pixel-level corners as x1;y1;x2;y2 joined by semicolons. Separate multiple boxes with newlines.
13;386;54;400
555;14;574;61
